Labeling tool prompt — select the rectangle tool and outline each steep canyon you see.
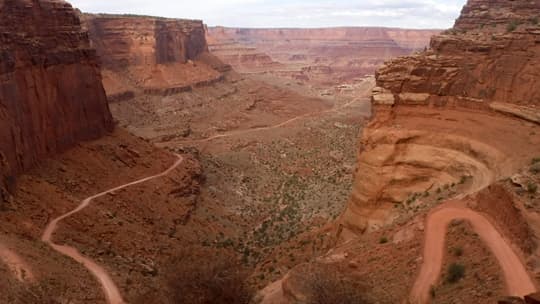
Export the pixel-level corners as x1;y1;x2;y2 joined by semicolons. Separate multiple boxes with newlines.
3;0;540;303
207;27;439;86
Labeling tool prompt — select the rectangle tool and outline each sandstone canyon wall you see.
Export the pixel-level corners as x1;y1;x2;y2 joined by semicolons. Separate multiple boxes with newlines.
207;27;440;85
0;0;114;195
340;0;540;235
83;15;228;100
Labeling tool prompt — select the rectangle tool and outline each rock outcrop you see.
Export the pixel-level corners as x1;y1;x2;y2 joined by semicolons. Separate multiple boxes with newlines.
454;0;540;31
0;0;114;194
207;27;439;85
83;14;228;99
340;0;540;235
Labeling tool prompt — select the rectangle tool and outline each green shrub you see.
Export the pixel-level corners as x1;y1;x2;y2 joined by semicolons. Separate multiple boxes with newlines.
459;175;469;185
305;265;373;304
507;20;519;32
528;183;538;194
446;263;465;283
452;246;463;257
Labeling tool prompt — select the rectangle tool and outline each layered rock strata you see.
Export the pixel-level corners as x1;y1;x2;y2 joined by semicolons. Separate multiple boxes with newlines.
0;0;114;194
83;15;227;99
340;0;540;234
207;27;440;84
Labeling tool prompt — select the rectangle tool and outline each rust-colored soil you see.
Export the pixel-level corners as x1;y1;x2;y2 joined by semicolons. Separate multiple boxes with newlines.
430;220;505;304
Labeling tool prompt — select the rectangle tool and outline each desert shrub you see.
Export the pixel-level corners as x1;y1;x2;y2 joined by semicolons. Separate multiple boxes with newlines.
150;246;252;304
452;246;463;257
304;265;372;304
528;183;538;194
446;263;465;283
532;157;540;165
507;20;519;32
7;283;62;304
379;236;389;244
531;17;539;25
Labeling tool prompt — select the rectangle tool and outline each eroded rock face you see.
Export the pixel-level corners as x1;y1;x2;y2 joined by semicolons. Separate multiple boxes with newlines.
0;0;114;194
85;15;208;70
455;0;540;31
340;0;540;234
207;27;439;85
83;14;225;99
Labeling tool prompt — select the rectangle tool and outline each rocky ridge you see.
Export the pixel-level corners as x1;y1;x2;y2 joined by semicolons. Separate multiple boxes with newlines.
0;0;114;196
340;0;540;235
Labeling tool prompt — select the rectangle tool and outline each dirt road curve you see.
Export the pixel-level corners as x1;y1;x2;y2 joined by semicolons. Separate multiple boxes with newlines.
410;203;537;303
41;154;184;304
166;96;366;146
0;243;34;282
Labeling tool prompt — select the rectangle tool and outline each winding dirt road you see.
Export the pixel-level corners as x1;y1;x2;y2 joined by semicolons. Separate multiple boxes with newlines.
0;243;34;282
410;202;537;304
165;95;367;146
41;154;184;304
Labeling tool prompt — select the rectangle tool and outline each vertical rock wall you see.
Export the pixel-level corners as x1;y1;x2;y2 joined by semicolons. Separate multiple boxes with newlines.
0;0;114;193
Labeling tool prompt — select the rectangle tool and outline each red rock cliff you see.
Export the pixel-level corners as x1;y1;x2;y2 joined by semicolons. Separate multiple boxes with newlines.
85;15;208;70
207;27;440;84
83;15;225;99
0;0;114;195
340;0;540;235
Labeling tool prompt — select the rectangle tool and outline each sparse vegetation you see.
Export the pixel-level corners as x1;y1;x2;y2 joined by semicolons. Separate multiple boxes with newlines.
528;183;538;194
531;17;539;25
163;247;252;304
304;265;373;304
379;236;389;244
452;246;463;257
531;158;540;174
507;20;519;32
446;263;465;283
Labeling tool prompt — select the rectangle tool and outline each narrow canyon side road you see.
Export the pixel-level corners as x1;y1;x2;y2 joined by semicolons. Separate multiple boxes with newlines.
41;154;185;304
0;242;34;282
410;202;537;304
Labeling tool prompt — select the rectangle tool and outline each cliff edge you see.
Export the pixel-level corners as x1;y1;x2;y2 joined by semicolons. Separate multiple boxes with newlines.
0;0;114;196
83;14;229;100
340;0;540;235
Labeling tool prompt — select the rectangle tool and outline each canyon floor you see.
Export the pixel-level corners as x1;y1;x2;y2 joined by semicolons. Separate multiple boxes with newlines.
0;66;374;302
2;9;540;303
2;66;540;304
111;70;375;287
